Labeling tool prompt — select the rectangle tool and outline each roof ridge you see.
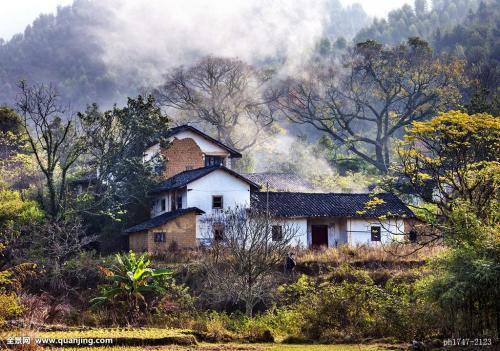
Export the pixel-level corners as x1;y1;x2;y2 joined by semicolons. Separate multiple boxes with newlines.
252;191;393;195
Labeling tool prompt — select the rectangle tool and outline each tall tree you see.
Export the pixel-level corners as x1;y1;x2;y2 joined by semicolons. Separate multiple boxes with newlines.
77;95;169;226
278;38;464;173
392;110;499;245
154;56;277;153
16;81;83;220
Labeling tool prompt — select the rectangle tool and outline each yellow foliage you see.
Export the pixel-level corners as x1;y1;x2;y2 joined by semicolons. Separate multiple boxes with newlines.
0;292;22;326
0;189;43;226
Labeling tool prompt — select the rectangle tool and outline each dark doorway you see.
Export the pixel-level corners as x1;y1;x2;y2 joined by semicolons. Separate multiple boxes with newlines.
311;225;328;248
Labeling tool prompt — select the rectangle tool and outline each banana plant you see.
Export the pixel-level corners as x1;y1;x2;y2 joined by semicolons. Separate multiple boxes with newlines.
91;251;172;324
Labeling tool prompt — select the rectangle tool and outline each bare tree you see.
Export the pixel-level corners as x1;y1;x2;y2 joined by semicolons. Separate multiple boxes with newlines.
25;218;97;292
154;56;278;153
277;38;464;173
201;207;299;316
16;81;83;220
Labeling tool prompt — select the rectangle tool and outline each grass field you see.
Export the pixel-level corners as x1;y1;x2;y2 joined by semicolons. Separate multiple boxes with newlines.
44;344;393;350
1;329;396;350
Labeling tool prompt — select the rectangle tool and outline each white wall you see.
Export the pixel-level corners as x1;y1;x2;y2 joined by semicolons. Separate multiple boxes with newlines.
150;189;188;217
143;143;160;162
347;218;405;246
174;130;230;156
272;217;308;248
186;170;251;238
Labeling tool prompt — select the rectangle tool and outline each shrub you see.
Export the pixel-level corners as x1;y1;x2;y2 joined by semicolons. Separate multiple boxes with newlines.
90;251;172;325
0;291;22;326
276;265;440;342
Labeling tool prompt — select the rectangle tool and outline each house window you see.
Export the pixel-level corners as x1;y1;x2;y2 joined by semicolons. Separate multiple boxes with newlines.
176;194;183;209
272;225;283;241
213;223;224;241
154;163;163;175
409;230;417;243
205;155;224;167
160;198;166;212
212;196;223;209
371;226;381;241
154;232;166;243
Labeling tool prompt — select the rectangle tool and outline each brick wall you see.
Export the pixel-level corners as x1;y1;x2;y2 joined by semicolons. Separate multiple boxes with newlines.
129;212;198;254
162;138;204;178
129;232;149;252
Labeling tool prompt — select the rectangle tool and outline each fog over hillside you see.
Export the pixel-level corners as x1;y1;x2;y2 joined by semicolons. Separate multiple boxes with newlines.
0;0;370;109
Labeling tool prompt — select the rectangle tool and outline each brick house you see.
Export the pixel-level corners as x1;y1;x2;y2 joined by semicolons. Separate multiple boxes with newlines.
124;125;416;253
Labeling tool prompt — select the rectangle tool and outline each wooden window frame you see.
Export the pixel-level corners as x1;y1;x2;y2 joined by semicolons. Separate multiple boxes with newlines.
212;195;223;210
271;225;283;241
213;223;224;241
370;226;381;242
205;155;224;167
154;232;166;243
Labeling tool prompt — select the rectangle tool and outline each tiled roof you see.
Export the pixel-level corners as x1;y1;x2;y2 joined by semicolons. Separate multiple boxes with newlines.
149;125;242;158
150;165;260;194
251;192;415;218
242;173;317;192
124;207;205;234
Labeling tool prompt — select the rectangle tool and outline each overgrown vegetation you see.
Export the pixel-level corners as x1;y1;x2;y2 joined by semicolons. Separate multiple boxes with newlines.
0;1;498;348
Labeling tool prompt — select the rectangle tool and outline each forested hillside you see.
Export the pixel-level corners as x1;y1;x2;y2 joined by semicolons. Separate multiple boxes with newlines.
0;0;370;110
354;0;481;45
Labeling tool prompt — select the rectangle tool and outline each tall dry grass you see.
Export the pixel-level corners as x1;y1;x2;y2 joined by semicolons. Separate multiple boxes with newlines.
295;244;444;266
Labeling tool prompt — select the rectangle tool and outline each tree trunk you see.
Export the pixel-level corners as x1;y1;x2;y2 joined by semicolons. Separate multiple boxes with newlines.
245;300;254;317
374;143;388;173
46;172;58;218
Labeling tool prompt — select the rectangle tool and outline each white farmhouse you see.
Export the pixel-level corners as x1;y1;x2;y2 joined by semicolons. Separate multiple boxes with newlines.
124;125;415;253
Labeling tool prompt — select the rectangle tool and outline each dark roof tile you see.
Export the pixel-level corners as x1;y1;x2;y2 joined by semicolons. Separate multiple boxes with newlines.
242;173;317;192
124;207;205;234
251;192;415;218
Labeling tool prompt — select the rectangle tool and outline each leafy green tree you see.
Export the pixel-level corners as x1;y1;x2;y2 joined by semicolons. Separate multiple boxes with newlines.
417;204;499;337
355;0;480;45
434;0;499;114
0;187;42;326
91;251;172;325
78;96;169;222
392;110;499;337
0;107;35;189
77;96;169;251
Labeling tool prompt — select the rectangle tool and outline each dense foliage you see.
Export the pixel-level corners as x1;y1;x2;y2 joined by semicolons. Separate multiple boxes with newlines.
355;0;481;45
92;252;172;325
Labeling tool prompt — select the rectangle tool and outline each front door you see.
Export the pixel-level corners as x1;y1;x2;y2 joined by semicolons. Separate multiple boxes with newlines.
311;225;328;248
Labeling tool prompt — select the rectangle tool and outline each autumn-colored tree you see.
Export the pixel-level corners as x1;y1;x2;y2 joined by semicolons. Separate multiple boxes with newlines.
396;111;500;337
396;110;499;227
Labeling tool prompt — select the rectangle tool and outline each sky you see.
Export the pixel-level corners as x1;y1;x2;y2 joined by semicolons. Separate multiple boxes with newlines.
0;0;413;40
